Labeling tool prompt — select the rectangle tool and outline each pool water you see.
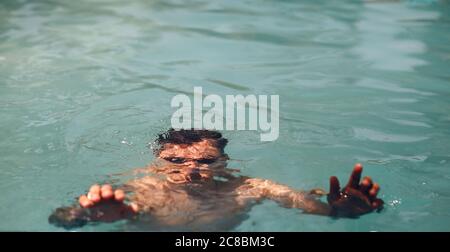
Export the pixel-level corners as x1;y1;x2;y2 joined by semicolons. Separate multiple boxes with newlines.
1;0;449;231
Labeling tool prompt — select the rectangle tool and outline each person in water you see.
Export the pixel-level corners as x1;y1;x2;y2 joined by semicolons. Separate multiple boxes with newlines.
49;129;384;230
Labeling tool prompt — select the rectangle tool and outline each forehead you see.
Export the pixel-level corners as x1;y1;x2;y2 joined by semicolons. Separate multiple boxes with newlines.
158;139;222;159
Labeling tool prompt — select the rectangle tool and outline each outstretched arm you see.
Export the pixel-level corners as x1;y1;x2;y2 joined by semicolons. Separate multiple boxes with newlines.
243;178;333;215
49;184;139;229
243;163;384;217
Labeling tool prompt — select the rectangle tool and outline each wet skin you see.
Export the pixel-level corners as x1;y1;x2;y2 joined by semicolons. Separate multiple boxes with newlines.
50;140;384;229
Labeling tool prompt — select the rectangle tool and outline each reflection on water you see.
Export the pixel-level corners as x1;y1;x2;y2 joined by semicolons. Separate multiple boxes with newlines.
354;2;434;71
0;0;449;231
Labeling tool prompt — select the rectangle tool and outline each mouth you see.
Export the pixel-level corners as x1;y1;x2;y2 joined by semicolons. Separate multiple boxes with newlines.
187;168;202;181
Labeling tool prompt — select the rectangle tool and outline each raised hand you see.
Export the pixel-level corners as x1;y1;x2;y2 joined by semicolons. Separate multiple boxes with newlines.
327;163;384;217
78;184;139;222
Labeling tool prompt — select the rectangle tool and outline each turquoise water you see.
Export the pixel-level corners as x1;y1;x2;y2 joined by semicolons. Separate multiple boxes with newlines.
1;0;450;231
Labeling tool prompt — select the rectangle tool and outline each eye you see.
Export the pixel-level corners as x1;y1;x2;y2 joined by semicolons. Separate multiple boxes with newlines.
165;157;185;164
197;158;217;164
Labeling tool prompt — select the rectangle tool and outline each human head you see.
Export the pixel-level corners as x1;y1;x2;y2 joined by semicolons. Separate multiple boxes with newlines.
152;129;229;181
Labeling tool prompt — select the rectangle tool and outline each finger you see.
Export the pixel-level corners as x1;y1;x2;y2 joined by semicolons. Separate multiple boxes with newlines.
101;184;114;200
88;184;101;202
87;191;101;203
360;176;373;194
79;195;93;208
346;163;363;189
372;198;384;210
114;189;125;202
369;183;380;198
329;176;340;198
89;184;101;194
129;202;139;213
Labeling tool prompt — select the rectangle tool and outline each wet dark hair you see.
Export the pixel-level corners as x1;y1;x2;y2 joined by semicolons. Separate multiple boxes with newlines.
153;128;228;155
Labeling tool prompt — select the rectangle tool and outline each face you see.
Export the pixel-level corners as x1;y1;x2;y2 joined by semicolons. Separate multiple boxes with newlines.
156;139;228;183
